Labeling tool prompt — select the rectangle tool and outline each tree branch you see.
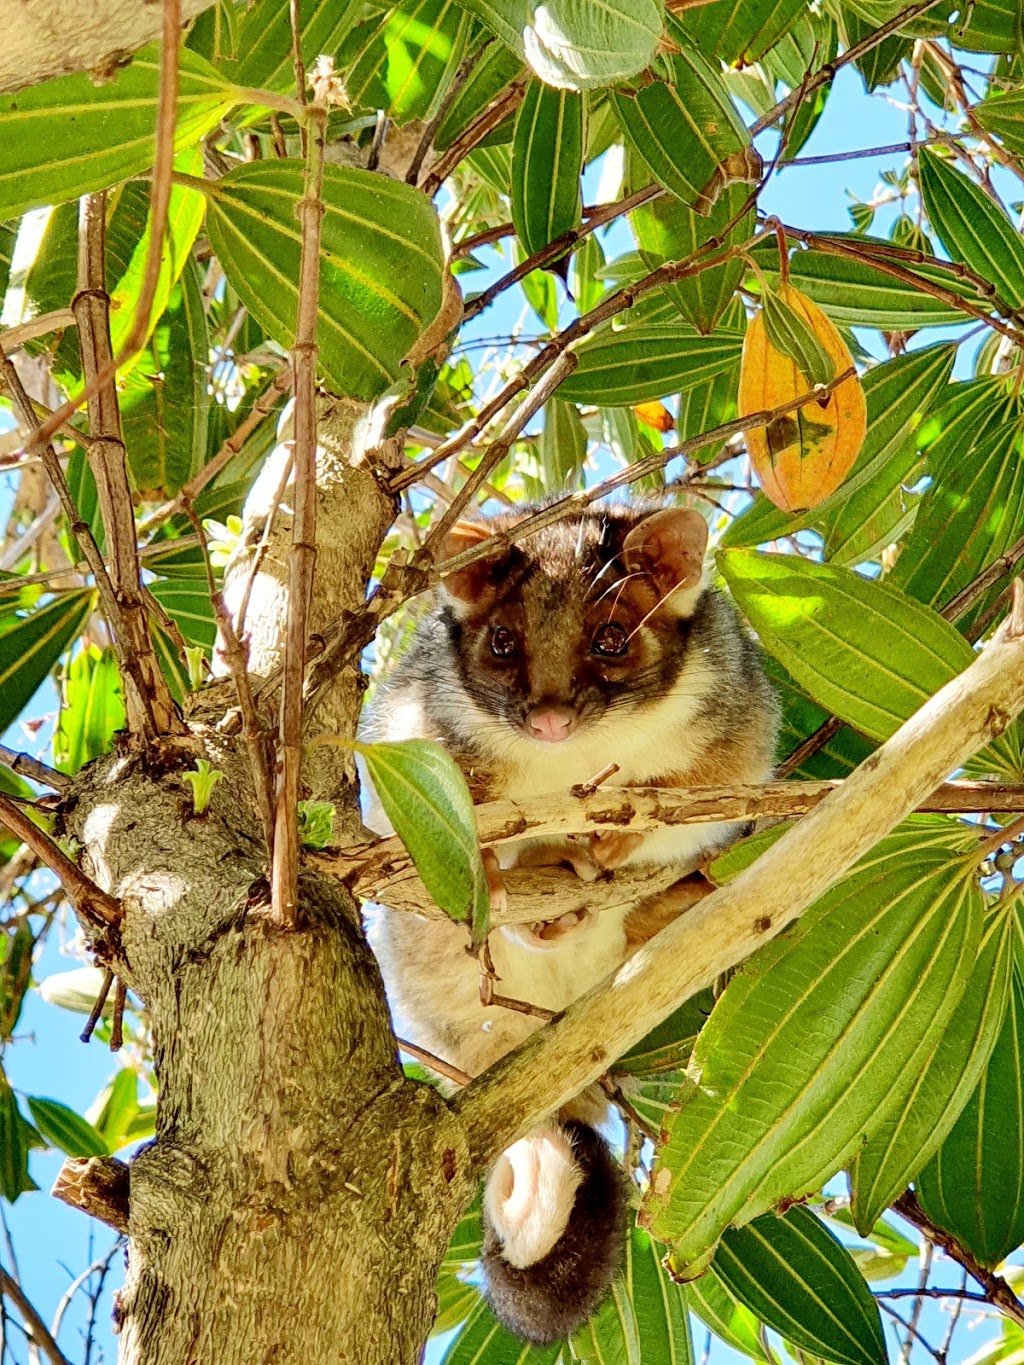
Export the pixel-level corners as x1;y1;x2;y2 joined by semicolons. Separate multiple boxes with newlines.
0;744;70;793
893;1191;1024;1330
0;1266;73;1365
51;1157;130;1236
0;792;120;933
452;602;1024;1169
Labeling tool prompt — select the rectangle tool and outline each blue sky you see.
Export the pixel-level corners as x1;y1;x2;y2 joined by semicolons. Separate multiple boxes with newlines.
0;50;1017;1365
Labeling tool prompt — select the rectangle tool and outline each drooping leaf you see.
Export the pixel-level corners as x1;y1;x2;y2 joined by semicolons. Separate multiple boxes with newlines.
917;953;1024;1268
204;162;445;401
538;398;588;490
455;0;663;90
512;78;584;256
568;1273;640;1364
0;1074;28;1202
718;548;973;742
89;1067;141;1154
975;88;1024;161
686;1263;770;1362
357;739;490;943
842;8;913;90
0;919;34;1039
613;41;750;209
641;832;981;1274
710;1208;886;1365
435;40;525;150
632;180;752;335
758;286;836;388
894;413;1024;624
54;645;125;777
558;325;743;406
849;901;1015;1231
623;1227;694;1363
26;1097;108;1159
0;47;234;220
917;148;1024;308
0;591;95;735
441;1293;562;1362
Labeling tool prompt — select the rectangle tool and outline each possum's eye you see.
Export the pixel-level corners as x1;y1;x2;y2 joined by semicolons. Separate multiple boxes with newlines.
591;623;629;657
490;625;519;658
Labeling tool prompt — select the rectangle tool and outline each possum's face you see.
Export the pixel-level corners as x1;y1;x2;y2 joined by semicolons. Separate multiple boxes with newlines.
439;507;709;745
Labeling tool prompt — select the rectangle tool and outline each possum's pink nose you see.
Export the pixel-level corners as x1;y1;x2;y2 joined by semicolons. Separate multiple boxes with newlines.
526;706;574;743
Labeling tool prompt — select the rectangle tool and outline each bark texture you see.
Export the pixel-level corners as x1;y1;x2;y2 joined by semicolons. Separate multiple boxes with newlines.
1;0;215;93
64;401;476;1364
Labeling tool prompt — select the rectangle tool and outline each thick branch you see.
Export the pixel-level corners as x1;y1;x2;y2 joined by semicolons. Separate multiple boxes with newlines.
331;779;1024;905
452;609;1024;1169
0;792;120;932
51;1156;130;1236
893;1191;1024;1330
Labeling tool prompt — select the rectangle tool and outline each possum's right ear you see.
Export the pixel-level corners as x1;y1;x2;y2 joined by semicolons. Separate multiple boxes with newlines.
438;519;499;605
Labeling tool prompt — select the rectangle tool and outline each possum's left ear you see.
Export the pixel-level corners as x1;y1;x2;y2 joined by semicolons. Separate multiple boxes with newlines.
622;508;708;605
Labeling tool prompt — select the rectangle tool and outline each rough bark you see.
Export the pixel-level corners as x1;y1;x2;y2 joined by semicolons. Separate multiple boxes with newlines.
1;0;215;94
64;401;476;1364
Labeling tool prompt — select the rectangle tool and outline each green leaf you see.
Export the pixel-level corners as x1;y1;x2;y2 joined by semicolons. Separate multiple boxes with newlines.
357;739;490;943
0;1074;28;1202
710;1208;886;1365
820;344;957;565
764;657;876;781
760;288;836;388
441;1293;561;1362
975;88;1024;162
842;9;913;90
917;149;1024;308
568;1274;640;1363
89;1067;140;1154
0;47;235;220
616;990;715;1076
435;40;524;151
26;1097;108;1159
121;254;211;497
613;42;750;208
538;398;587;490
632;179;752;335
228;0;363;92
624;1226;694;1365
107;147;206;370
686;1264;770;1362
0;919;34;1040
343;0;473;124
763;240;979;329
674;0;806;63
54;645;125;777
455;0;663;91
204;161;445;401
512;79;584;256
718;549;973;742
849;901;1015;1232
148;575;217;651
641;833;982;1273
894;413;1024;624
917;952;1024;1268
558;325;743;406
0;591;95;735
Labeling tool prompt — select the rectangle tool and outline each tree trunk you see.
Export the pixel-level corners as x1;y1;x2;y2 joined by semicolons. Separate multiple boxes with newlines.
64;401;475;1363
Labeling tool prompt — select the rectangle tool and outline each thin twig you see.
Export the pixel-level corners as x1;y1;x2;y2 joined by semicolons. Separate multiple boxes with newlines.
407;39;493;188
271;64;328;928
397;1036;472;1087
0;311;76;354
421;76;528;196
974;811;1024;863
109;978;127;1052
50;1242;122;1346
0;1267;72;1365
72;191;182;738
0;745;70;793
184;504;276;852
79;969;114;1044
0;792;120;932
880;1301;942;1364
900;1237;933;1365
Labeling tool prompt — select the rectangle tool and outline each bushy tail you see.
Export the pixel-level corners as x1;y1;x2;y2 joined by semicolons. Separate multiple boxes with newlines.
481;1120;627;1344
